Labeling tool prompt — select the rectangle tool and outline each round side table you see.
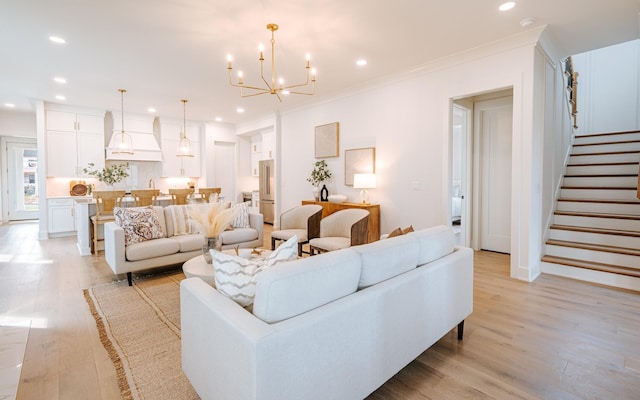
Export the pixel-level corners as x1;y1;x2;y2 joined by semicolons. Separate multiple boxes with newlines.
182;255;216;287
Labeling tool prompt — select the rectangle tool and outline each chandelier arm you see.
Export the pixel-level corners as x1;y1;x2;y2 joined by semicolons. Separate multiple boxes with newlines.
240;90;273;98
260;59;274;92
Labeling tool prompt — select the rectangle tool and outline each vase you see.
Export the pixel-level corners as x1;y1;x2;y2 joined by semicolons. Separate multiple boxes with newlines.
320;184;329;202
202;236;222;264
311;186;320;202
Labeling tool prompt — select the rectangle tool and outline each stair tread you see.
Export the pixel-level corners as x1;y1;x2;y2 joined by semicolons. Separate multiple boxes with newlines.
557;198;640;205
555;210;640;220
564;174;638;177
550;224;640;237
561;186;637;190
541;255;640;278
570;150;640;156
575;130;640;138
546;239;640;256
567;162;638;167
573;139;640;147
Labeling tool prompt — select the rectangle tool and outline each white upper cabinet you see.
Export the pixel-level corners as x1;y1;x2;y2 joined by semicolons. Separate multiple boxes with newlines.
249;129;275;176
160;119;202;177
46;110;105;177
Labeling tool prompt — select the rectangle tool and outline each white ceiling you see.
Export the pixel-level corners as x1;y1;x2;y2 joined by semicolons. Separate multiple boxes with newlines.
1;0;639;124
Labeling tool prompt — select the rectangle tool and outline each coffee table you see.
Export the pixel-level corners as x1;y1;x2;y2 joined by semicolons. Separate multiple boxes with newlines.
182;250;271;287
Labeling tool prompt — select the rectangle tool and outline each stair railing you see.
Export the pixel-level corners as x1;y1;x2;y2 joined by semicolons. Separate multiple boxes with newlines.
564;57;579;129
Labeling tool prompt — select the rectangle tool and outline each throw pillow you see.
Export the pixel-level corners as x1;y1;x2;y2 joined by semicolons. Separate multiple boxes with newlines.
387;227;403;238
167;205;197;235
212;235;298;307
113;207;164;247
402;225;415;234
230;201;250;228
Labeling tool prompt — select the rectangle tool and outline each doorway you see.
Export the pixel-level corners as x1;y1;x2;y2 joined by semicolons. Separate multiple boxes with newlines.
213;141;236;202
4;139;39;221
452;91;513;254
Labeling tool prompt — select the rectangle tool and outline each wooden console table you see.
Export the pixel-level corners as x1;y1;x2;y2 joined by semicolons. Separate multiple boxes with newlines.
302;200;380;243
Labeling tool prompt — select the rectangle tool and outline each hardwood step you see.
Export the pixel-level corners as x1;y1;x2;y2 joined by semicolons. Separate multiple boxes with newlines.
568;152;640;164
546;239;640;256
571;141;640;155
565;163;639;175
549;225;640;249
553;211;640;231
562;176;638;188
541;255;640;278
559;187;639;201
556;199;640;215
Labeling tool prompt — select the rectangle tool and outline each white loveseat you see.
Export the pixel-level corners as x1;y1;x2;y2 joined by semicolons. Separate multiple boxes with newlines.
181;225;473;400
105;205;263;285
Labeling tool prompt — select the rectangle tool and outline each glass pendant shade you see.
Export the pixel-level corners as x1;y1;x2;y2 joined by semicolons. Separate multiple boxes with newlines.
112;88;134;155
177;99;194;157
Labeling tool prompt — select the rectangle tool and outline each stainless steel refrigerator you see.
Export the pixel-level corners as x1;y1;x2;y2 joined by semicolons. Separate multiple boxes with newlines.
259;159;275;224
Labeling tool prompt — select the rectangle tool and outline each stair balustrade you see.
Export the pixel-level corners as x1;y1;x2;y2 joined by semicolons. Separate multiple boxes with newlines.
564;57;579;129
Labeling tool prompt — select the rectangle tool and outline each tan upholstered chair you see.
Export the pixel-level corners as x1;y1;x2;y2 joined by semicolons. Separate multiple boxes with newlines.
91;190;125;255
131;189;159;207
169;188;194;205
199;187;222;203
271;204;323;256
309;209;370;255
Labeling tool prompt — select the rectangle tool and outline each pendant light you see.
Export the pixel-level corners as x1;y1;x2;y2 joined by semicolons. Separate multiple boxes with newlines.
177;99;194;157
112;89;134;154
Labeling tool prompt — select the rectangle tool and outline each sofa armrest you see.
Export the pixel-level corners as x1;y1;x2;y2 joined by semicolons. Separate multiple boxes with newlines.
104;221;126;274
249;212;264;246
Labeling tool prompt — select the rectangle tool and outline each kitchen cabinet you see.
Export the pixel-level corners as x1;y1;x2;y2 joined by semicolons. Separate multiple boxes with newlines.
250;130;274;176
46;110;104;177
160;120;201;177
48;198;76;234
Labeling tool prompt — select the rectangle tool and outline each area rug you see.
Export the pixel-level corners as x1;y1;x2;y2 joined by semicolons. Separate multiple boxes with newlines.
83;271;199;400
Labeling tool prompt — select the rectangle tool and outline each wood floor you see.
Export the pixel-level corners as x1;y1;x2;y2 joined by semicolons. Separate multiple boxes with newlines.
1;222;639;399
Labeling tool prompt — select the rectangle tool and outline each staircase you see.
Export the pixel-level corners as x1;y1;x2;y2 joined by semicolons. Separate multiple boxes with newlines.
541;130;640;290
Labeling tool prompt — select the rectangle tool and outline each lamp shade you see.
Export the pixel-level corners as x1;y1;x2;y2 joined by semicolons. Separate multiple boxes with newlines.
353;173;376;189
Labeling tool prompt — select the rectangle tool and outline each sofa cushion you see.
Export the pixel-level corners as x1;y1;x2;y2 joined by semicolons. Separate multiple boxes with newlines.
408;225;455;265
172;233;205;253
252;248;362;323
212;236;298;307
125;237;180;261
220;227;258;245
113;206;165;247
353;234;419;289
230;202;250;228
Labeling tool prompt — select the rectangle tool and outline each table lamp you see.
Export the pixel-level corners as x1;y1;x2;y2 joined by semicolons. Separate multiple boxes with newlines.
353;173;376;204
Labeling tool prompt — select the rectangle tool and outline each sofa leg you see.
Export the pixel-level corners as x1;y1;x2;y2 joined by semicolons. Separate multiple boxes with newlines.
127;272;133;286
457;320;464;340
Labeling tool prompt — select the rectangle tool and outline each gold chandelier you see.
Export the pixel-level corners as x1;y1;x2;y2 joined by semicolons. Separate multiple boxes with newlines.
226;23;316;102
176;99;194;157
112;88;134;155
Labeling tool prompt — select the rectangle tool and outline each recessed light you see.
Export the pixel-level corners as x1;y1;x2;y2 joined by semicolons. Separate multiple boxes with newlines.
55;95;66;101
356;59;367;66
147;107;156;113
499;2;515;11
215;117;222;122
236;107;245;113
53;77;66;84
49;36;66;44
520;18;536;28
4;103;16;108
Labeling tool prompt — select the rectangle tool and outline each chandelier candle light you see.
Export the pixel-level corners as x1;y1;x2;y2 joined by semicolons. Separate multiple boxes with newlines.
177;99;194;157
226;23;317;102
112;89;134;155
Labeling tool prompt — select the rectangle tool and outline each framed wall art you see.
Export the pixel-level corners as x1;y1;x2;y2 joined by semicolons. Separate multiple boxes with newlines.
314;122;339;158
345;147;375;186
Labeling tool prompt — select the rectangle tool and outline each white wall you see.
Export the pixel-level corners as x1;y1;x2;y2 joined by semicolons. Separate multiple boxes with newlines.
277;28;546;281
0;110;36;137
572;39;640;135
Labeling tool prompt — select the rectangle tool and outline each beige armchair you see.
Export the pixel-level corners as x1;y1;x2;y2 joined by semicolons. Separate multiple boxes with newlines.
271;204;323;256
309;209;370;255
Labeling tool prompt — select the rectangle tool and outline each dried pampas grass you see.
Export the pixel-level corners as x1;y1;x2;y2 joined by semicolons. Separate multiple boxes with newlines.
188;202;237;237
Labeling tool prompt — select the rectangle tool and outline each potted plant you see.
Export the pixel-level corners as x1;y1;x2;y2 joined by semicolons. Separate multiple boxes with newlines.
83;162;130;188
307;160;332;201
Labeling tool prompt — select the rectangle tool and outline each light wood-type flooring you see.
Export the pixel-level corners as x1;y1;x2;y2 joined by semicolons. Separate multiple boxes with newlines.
1;221;639;399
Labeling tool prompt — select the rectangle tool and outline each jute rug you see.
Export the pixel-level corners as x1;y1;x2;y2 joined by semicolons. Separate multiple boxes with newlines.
83;271;199;400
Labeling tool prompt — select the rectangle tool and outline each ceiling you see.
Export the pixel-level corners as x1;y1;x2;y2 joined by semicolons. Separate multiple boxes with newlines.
1;0;639;124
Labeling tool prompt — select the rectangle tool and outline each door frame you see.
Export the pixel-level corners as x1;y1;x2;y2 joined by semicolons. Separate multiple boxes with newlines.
1;136;38;222
451;101;473;247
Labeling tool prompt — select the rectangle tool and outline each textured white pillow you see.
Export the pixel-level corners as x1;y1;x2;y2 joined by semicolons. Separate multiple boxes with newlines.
230;202;250;228
166;205;198;235
113;206;164;246
212;235;298;307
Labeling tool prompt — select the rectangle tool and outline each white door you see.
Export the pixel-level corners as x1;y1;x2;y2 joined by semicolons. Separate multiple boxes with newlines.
6;140;39;220
214;141;236;202
476;97;512;253
452;103;472;247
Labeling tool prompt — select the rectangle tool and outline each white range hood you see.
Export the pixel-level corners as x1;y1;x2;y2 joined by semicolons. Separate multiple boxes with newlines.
105;111;163;161
106;131;163;161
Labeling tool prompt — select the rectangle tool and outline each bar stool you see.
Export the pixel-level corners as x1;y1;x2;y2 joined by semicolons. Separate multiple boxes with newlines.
91;190;125;255
131;189;160;206
169;188;194;205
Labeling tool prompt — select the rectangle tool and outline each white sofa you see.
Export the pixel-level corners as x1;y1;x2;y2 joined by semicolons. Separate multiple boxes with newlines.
105;205;263;285
181;225;473;400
